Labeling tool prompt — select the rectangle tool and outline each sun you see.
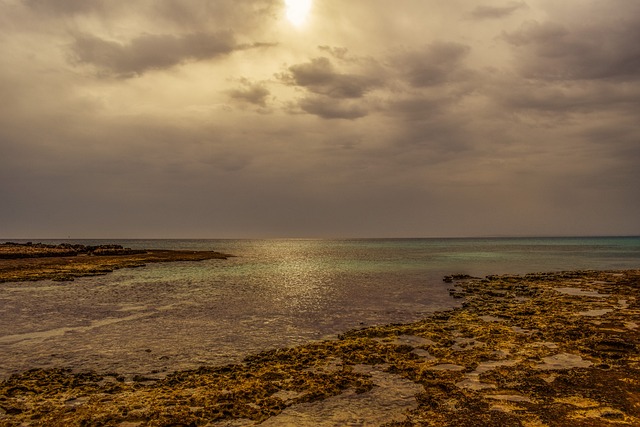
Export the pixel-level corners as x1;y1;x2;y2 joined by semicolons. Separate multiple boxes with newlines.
285;0;313;27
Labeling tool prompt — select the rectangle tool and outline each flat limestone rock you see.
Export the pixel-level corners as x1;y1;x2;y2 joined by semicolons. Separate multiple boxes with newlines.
259;366;422;427
1;269;639;426
535;353;593;370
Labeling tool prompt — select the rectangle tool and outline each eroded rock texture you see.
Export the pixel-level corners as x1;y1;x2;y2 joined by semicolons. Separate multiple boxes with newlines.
1;270;638;426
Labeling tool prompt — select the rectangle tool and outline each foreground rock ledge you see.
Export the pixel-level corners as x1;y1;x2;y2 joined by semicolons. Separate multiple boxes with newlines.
1;270;639;426
0;243;230;283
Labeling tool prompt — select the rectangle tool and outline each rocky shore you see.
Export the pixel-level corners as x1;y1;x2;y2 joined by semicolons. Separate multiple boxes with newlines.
1;269;639;426
0;242;230;283
0;242;146;259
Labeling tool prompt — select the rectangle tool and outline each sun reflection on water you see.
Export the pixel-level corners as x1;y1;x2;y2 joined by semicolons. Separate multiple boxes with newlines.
258;240;336;313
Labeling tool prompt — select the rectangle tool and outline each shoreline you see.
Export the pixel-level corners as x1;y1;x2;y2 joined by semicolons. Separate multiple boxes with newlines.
0;269;638;425
0;242;230;283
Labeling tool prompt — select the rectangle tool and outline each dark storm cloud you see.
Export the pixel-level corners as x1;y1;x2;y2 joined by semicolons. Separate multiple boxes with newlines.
503;16;640;81
283;57;378;99
470;2;527;20
71;31;243;77
396;41;471;87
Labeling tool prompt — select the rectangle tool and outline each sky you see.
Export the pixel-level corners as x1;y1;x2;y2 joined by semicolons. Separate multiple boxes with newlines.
1;0;639;239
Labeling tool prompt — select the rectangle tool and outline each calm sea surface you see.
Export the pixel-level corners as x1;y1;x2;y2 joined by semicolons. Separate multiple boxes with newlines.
1;237;639;379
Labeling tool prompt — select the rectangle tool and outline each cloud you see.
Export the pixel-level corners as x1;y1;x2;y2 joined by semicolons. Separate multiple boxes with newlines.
281;42;475;121
24;0;280;30
470;1;527;20
395;41;471;87
297;96;368;120
228;79;271;107
494;79;640;116
389;95;455;122
25;0;108;15
70;31;243;77
317;45;350;60
283;57;378;99
2;0;640;238
279;54;386;119
503;16;640;81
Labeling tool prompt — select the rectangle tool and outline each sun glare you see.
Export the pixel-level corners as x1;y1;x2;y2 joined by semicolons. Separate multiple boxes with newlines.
285;0;312;27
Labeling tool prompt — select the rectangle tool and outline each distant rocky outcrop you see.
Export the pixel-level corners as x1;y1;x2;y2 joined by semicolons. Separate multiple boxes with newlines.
0;242;144;259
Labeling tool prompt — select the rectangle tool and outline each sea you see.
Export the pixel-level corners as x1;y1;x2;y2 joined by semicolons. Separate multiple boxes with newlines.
1;237;639;379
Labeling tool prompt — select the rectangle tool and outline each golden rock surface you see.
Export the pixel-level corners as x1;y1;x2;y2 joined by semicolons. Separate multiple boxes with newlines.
1;270;639;426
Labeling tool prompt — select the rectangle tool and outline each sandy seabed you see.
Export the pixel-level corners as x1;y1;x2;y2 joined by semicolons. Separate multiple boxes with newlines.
0;258;639;426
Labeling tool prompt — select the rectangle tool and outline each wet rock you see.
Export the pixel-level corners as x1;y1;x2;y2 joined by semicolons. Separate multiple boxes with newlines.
1;270;639;426
0;246;230;282
443;274;476;283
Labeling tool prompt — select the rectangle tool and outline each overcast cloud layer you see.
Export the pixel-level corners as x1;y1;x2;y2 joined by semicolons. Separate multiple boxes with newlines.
1;0;639;238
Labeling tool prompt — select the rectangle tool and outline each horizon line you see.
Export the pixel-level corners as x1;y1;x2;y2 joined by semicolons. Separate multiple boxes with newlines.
2;234;639;241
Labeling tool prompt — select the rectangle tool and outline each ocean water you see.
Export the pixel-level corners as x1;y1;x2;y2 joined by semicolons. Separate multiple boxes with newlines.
1;237;639;379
